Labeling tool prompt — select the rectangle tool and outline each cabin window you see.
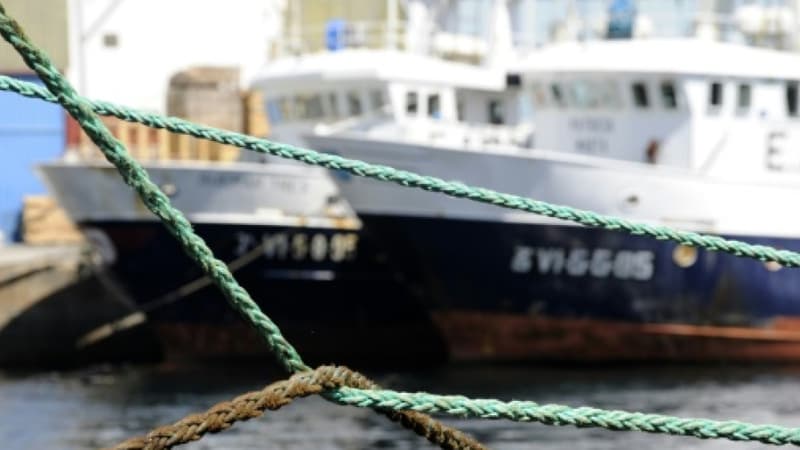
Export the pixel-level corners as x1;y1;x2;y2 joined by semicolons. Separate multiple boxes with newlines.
660;82;677;109
709;82;723;108
787;82;799;117
737;84;751;111
550;83;565;107
427;94;441;118
292;94;324;120
103;33;119;48
292;96;306;118
632;82;648;108
309;95;326;119
310;95;325;119
266;98;282;123
517;94;534;121
328;92;340;117
598;80;622;109
347;91;362;115
570;81;598;108
488;99;505;125
266;97;291;123
406;91;418;115
369;90;384;111
457;100;465;121
531;83;548;108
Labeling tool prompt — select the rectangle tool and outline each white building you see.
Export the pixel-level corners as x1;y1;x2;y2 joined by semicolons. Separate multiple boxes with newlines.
67;0;284;113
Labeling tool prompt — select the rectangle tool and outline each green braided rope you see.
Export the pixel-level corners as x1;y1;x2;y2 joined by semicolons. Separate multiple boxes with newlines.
4;5;800;448
0;5;309;374
0;76;798;268
326;386;800;446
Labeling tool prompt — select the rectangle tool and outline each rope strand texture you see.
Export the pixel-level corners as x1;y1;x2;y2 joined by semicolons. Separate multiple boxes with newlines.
328;386;800;446
1;74;799;267
110;366;487;450
112;366;800;449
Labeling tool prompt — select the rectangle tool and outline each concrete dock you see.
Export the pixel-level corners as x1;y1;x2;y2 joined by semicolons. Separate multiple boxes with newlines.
0;244;84;329
0;244;161;367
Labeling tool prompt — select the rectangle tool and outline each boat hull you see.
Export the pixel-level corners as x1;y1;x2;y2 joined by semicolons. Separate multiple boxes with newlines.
431;312;800;362
80;221;448;366
359;213;800;362
82;213;800;364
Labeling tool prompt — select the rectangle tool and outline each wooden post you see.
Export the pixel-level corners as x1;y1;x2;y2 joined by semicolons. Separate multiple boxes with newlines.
197;137;210;161
243;90;270;137
219;144;240;162
176;134;192;161
117;121;135;159
157;128;170;161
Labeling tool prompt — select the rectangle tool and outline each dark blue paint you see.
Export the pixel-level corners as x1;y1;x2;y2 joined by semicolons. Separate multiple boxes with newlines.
359;214;800;325
0;74;64;242
86;215;800;333
78;216;800;361
82;221;446;363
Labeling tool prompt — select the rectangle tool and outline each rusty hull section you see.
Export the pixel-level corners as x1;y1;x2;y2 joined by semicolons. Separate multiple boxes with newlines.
146;313;800;365
429;312;800;363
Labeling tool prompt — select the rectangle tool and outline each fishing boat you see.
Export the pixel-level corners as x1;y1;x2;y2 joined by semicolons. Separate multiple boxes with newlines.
37;0;516;364
305;35;800;362
42;0;800;364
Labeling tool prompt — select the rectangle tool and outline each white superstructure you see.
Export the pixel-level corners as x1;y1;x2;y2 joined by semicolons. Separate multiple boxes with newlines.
304;37;800;241
45;0;519;232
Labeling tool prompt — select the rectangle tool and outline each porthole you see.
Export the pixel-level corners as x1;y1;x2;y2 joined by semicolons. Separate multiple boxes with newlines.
672;245;697;268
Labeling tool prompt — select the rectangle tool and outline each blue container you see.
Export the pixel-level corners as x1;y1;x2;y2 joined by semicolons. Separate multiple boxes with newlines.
607;0;636;39
325;19;347;51
0;74;64;242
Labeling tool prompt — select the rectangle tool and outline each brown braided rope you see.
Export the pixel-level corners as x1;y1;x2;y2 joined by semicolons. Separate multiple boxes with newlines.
109;365;488;450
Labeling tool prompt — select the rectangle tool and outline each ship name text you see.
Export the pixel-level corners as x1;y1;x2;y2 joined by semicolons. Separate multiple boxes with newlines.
234;231;358;262
510;245;654;280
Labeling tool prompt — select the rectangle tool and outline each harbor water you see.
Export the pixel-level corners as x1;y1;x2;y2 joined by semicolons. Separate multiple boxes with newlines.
3;363;800;449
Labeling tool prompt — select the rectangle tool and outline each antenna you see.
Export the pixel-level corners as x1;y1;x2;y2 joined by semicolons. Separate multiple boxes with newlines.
485;0;513;67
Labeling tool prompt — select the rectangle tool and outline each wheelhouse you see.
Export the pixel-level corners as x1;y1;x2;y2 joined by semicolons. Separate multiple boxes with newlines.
251;49;532;148
517;39;800;175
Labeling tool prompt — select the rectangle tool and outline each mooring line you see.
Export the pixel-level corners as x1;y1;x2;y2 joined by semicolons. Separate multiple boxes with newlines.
76;243;266;349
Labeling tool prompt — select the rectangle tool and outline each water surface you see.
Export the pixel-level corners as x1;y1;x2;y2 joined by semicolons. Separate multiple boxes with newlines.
2;363;800;449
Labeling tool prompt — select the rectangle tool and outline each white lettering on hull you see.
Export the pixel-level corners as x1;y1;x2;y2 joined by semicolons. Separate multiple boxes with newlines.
235;231;358;262
511;245;654;281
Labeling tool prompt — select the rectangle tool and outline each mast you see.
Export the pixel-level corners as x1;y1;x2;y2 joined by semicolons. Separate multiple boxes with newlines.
792;0;800;51
484;0;513;67
405;0;432;54
695;0;719;41
387;0;399;49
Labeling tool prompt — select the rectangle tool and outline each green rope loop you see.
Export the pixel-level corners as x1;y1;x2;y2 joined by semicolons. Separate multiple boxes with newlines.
0;74;798;268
